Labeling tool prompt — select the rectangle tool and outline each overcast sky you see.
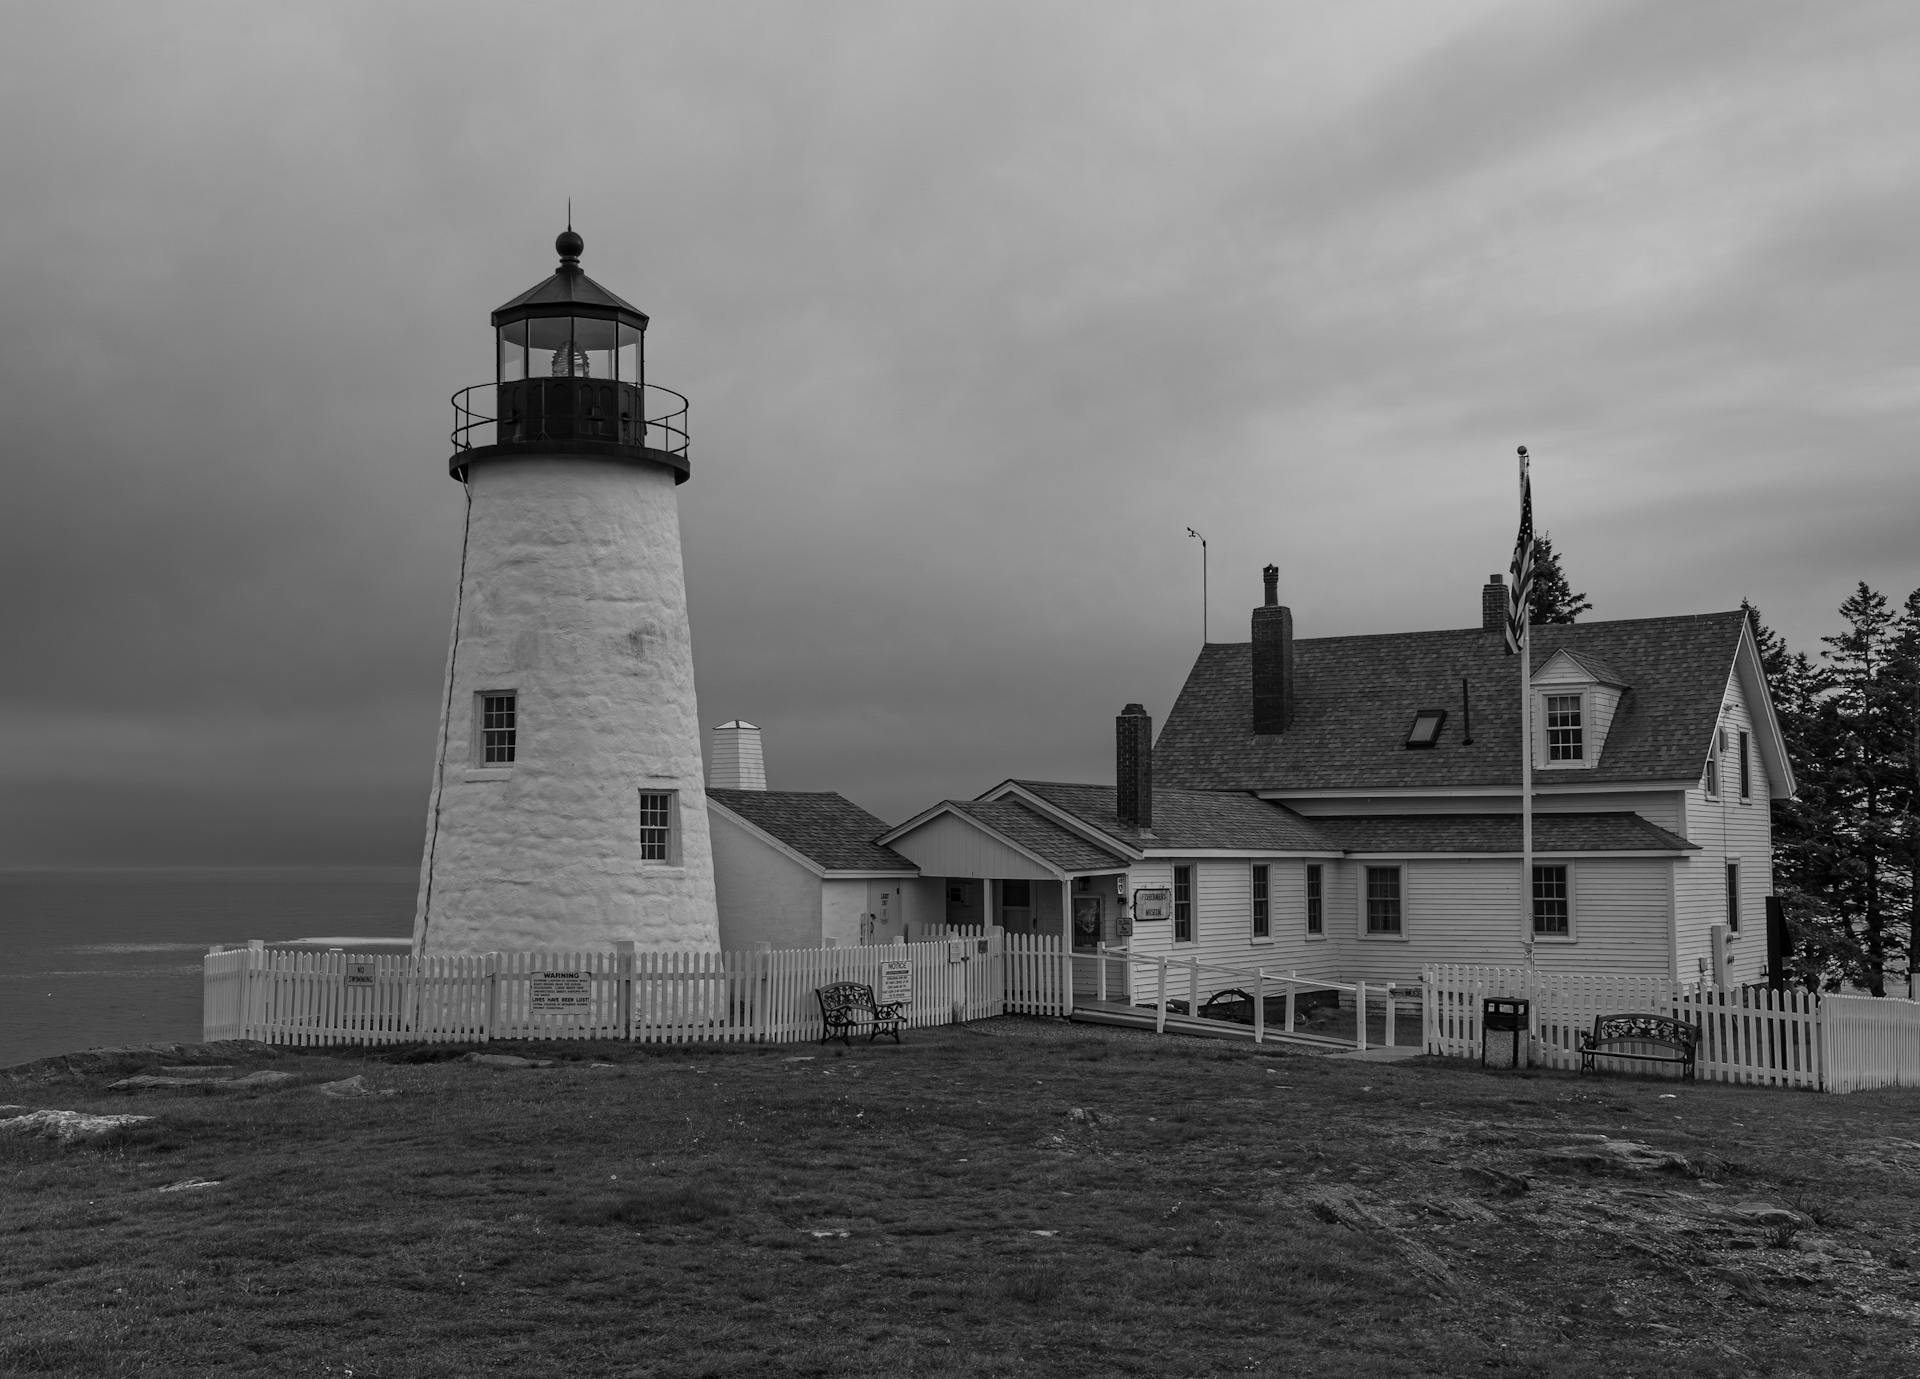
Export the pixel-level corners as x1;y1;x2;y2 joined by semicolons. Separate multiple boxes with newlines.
3;0;1916;867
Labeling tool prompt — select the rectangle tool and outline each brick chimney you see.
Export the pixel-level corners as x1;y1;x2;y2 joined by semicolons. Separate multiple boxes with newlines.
1251;565;1294;735
1481;573;1506;632
708;720;767;790
1115;703;1152;831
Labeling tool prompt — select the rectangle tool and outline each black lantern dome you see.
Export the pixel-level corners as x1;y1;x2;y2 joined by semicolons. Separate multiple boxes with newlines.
450;229;689;483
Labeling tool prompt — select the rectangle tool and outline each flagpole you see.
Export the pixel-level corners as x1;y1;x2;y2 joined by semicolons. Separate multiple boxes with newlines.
1518;448;1534;966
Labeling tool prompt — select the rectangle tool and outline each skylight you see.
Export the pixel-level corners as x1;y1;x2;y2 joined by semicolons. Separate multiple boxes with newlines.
1406;709;1447;749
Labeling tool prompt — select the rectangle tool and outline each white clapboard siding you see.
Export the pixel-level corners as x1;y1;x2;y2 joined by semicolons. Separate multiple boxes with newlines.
205;931;1068;1050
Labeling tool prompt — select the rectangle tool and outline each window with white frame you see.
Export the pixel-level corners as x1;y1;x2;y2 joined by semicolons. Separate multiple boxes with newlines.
478;692;517;765
1739;731;1751;800
1251;864;1269;939
1306;864;1323;935
1705;728;1721;796
1365;866;1402;935
1726;862;1740;933
637;790;677;863
1545;694;1583;761
1532;864;1570;937
1173;865;1193;943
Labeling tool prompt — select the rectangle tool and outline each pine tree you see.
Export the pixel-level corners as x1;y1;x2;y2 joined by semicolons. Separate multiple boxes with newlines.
1529;533;1593;624
1752;588;1920;993
1746;600;1842;987
1816;583;1912;994
1895;588;1920;989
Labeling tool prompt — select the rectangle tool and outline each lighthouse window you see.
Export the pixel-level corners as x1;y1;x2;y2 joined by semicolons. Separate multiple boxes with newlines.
638;791;677;863
478;693;516;765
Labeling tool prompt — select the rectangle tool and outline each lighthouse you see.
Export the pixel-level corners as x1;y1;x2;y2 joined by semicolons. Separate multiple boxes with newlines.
412;227;720;956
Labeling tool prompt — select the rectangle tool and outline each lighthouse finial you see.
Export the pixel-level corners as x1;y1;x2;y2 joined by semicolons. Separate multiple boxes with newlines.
556;204;583;269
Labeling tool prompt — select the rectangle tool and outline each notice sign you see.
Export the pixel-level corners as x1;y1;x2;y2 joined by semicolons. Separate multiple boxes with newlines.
879;960;912;1005
344;961;375;987
1133;887;1173;921
530;971;594;1012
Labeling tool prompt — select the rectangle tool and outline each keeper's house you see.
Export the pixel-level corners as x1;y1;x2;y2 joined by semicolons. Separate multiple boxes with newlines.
875;568;1793;998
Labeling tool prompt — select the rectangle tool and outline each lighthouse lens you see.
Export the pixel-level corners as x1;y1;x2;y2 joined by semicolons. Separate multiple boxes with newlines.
527;316;583;376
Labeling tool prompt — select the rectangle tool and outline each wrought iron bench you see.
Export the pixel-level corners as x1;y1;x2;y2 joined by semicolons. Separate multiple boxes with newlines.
1578;1013;1700;1079
815;982;906;1046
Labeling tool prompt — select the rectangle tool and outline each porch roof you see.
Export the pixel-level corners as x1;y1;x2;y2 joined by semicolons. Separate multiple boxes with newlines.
939;800;1131;872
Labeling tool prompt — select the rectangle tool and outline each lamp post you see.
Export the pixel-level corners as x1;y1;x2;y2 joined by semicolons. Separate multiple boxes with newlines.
1185;526;1208;644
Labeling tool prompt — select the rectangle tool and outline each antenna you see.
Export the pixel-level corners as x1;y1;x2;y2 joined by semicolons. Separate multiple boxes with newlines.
567;197;572;231
1185;527;1208;643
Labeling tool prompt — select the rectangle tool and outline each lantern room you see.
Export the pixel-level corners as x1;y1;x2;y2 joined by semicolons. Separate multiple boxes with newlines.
449;227;689;482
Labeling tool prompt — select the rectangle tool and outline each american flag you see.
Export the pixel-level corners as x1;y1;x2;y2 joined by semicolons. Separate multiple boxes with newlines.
1505;446;1534;655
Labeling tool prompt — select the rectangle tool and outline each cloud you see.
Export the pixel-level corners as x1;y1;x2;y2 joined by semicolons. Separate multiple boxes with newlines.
2;0;1916;856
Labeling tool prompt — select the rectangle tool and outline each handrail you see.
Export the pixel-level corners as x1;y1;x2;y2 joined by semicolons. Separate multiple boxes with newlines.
1077;946;1416;1051
449;381;690;458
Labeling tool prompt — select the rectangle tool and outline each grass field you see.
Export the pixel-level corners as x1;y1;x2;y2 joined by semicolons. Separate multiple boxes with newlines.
4;1017;1919;1378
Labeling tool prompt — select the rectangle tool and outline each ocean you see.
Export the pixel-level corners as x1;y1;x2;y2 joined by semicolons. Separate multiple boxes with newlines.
0;867;418;1069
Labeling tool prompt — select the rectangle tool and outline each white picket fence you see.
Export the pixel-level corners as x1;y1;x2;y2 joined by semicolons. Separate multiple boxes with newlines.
1424;964;1920;1093
1822;994;1920;1094
205;932;1064;1048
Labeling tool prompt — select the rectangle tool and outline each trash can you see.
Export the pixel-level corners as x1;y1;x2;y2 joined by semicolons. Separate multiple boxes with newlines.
1481;997;1531;1069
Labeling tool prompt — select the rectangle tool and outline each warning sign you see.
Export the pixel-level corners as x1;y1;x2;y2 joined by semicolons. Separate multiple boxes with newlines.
530;971;594;1012
879;961;912;1005
344;961;375;987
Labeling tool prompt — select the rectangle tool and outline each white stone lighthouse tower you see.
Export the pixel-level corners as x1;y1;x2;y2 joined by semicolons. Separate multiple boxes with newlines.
412;227;720;956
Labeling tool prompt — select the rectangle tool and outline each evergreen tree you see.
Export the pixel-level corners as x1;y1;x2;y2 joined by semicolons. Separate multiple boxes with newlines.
1752;588;1920;993
1745;601;1843;987
1819;583;1912;994
1529;533;1593;624
1895;588;1920;987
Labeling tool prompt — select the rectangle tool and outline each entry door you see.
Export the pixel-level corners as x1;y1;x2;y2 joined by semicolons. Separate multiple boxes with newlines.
1072;894;1102;951
999;879;1033;933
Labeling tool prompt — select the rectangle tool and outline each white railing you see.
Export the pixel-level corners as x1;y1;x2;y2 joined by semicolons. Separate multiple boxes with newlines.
1075;947;1416;1051
205;930;1067;1049
1424;965;1822;1090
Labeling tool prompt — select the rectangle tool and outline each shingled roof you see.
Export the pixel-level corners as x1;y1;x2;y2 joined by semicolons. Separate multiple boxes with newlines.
1155;611;1751;792
708;790;918;873
940;799;1131;871
1312;812;1697;854
1001;781;1334;853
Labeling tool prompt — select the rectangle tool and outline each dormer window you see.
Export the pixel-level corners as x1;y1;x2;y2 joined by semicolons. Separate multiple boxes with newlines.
1530;649;1624;770
1544;695;1583;761
1405;709;1447;749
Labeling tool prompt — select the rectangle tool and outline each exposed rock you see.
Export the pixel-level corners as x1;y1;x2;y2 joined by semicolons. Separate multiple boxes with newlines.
461;1053;556;1069
1725;1201;1809;1230
0;1109;155;1143
1535;1138;1716;1177
156;1179;222;1192
108;1069;301;1091
4;1041;280;1081
316;1075;396;1098
1461;1165;1532;1197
